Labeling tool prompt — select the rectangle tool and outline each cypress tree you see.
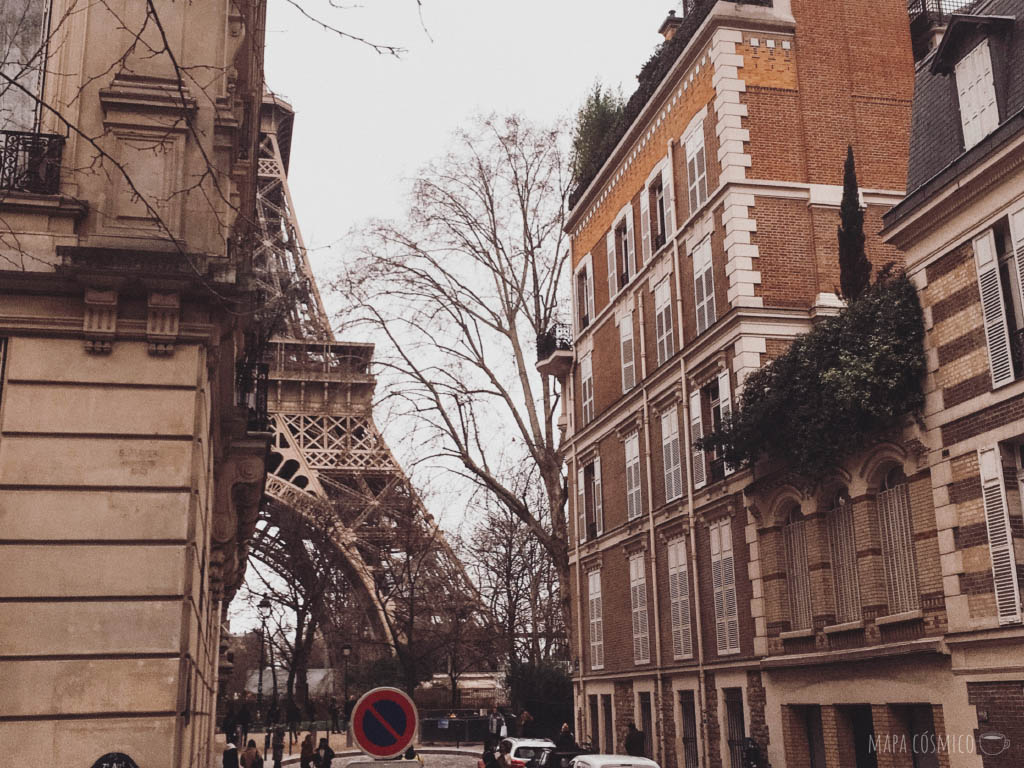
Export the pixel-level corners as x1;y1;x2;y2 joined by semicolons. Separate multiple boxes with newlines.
838;145;872;301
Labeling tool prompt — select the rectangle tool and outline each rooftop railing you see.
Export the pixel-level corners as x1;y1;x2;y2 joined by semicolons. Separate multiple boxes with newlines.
907;0;978;17
0;129;64;195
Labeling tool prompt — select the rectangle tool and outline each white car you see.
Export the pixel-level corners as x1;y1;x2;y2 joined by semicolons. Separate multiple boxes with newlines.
569;756;661;768
498;737;557;767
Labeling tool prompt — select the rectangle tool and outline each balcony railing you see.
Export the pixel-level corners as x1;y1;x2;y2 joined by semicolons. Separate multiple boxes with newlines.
906;0;977;18
236;360;270;432
0;129;64;195
536;322;573;361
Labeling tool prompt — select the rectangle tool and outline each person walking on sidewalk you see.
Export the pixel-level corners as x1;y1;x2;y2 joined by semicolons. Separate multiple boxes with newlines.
271;727;285;768
315;737;336;768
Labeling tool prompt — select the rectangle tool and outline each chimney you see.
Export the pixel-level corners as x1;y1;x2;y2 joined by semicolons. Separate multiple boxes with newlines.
659;10;683;41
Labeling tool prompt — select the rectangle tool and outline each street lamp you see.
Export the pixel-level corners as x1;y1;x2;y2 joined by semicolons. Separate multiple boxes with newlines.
341;643;352;705
257;596;272;729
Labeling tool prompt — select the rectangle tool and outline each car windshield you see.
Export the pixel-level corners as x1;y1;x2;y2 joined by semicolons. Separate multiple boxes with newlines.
516;747;538;758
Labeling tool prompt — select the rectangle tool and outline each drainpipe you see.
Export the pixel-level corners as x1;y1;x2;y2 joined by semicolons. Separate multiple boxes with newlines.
637;289;665;765
673;225;710;768
569;367;587;740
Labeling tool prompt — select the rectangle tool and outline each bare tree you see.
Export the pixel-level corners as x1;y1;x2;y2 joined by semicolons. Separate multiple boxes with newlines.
340;114;573;622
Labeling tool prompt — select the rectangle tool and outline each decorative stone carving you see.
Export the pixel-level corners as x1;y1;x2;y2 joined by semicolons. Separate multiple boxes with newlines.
83;288;118;353
209;439;267;602
146;291;180;355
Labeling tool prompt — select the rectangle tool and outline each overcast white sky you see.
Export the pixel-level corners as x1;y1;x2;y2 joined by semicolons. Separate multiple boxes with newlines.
266;0;682;284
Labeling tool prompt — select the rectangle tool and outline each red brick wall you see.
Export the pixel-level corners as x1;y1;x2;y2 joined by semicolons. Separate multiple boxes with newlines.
967;682;1024;768
751;197;817;308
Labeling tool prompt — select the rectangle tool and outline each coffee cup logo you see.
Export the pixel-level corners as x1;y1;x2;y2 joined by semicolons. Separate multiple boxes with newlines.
978;732;1010;756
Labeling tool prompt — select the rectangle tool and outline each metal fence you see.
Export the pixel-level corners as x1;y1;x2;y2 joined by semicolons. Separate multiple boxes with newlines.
0;129;64;195
907;0;978;18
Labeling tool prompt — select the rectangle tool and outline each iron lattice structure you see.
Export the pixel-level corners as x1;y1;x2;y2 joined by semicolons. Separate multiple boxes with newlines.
250;95;470;654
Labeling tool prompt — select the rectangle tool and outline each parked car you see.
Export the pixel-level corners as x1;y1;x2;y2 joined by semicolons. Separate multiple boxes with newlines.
568;756;661;768
477;738;557;768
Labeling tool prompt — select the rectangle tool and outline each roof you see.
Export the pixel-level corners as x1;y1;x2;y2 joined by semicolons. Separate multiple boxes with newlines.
570;757;661;768
903;0;1024;195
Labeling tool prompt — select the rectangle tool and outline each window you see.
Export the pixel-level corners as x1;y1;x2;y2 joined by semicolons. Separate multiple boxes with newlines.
655;278;675;365
978;446;1021;624
1;1;48;131
576;457;603;543
689;389;706;490
685;123;709;213
783;506;812;631
620;317;636;393
662;408;683;502
710;517;740;654
581;354;594;425
709;370;733;480
639;691;654;756
629;553;651;664
827;489;861;624
877;466;920;614
955;39;999;150
642;165;675;262
588;570;604;670
575;259;595;331
625;431;642;520
667;538;693;659
607;208;635;298
975;214;1024;388
693;237;715;335
679;691;699;768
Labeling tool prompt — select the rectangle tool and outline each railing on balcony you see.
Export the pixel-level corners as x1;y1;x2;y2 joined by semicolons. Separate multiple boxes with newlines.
906;0;977;18
236;360;270;432
536;322;573;361
0;129;64;195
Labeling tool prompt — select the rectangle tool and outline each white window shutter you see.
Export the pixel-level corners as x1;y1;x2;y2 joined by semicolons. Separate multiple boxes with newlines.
640;187;652;264
586;266;596;321
629;555;650;664
978;447;1021;624
625;433;642;520
668;540;693;659
662;409;682;502
974;230;1014;388
606;231;617;303
690;390;706;489
594;456;603;535
710;522;727;653
577;466;586;543
589;571;604;669
662;164;675;235
721;520;740;651
626;206;636;278
717;369;734;476
1008;206;1024;317
621;319;635;393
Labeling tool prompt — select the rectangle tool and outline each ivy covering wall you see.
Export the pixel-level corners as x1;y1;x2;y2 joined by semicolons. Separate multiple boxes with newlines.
698;274;926;480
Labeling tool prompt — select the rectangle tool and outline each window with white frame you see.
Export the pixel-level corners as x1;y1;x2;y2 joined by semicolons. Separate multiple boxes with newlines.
576;457;603;543
629;553;651;664
685;123;709;214
667;538;693;659
625;431;642;520
654;278;675;366
662;407;683;502
974;215;1024;389
588;569;604;670
1;0;48;131
709;370;733;481
575;259;595;331
689;389;706;490
978;445;1022;624
783;506;812;631
620;317;636;393
955;39;1000;150
693;237;715;335
581;353;594;425
710;517;740;654
877;466;920;615
642;164;675;261
608;208;635;298
827;488;861;624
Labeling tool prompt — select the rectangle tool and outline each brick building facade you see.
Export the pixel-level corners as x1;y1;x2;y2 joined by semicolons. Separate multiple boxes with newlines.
546;1;1024;767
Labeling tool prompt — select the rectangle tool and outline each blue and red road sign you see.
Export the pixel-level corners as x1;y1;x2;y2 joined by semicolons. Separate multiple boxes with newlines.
350;686;419;760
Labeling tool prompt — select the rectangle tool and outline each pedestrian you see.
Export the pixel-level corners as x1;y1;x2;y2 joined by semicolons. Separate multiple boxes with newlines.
625;722;645;757
267;699;280;728
223;742;240;768
556;722;577;751
496;739;514;768
299;733;315;768
271;727;285;768
518;710;534;738
479;742;498;768
288;700;301;744
343;694;357;733
240;739;263;768
315;736;336;768
238;700;253;746
488;707;504;743
223;700;237;740
328;697;340;733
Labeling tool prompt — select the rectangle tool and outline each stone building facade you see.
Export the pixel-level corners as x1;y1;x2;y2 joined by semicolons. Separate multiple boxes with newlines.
0;1;269;766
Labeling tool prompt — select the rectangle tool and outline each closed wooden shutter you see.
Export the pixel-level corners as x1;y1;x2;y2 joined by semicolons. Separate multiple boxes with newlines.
625;207;635;279
1007;206;1024;321
640;185;652;264
586;264;595;321
668;539;693;659
662;164;675;236
827;500;862;623
662;408;683;502
620;318;635;392
783;514;813;630
694;238;715;335
655;279;674;365
588;571;604;669
607;231;617;302
711;519;739;653
978;447;1021;624
973;230;1014;388
577;465;586;544
955;40;999;149
581;354;594;424
625;433;642;520
690;389;706;489
877;480;920;614
593;456;604;535
630;554;651;664
717;369;734;475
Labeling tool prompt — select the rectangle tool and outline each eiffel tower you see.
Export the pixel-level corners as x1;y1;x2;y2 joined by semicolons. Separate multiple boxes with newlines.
247;94;463;654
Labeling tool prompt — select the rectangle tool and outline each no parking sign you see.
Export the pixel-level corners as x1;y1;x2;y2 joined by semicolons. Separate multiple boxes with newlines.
350;686;419;760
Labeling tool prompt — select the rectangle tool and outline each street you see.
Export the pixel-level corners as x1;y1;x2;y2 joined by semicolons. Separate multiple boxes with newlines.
336;755;479;768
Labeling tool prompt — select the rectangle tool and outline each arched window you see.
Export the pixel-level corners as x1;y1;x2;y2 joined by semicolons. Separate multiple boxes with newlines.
826;488;861;624
877;466;920;614
783;505;812;630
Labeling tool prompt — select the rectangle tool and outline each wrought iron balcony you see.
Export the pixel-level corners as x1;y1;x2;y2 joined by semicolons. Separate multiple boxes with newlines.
536;322;574;379
0;129;64;195
906;0;977;18
236;360;270;432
